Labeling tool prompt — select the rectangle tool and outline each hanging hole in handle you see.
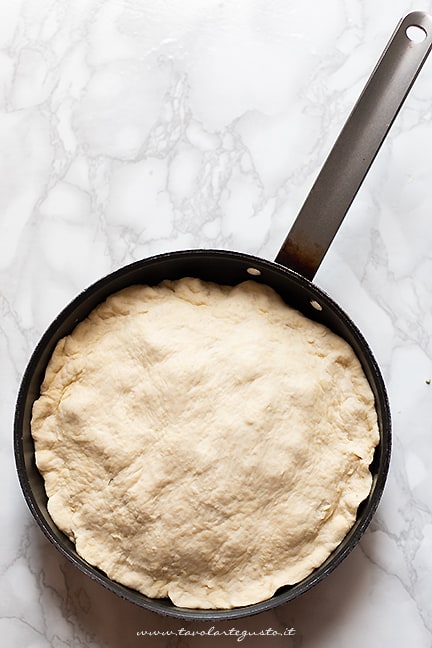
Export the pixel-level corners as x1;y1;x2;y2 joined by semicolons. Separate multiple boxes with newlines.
406;24;427;43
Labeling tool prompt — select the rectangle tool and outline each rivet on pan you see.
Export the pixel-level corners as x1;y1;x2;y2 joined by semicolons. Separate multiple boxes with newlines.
310;299;323;311
246;267;261;276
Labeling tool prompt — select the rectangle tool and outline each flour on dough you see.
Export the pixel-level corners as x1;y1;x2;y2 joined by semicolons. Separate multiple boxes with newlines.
31;278;379;609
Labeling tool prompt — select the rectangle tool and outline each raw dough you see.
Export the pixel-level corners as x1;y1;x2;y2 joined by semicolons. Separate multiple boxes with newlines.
31;278;379;609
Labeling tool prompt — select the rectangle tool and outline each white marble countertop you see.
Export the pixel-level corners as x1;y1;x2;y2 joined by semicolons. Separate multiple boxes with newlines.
2;1;432;646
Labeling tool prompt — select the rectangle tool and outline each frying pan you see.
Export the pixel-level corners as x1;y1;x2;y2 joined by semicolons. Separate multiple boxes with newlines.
14;12;432;621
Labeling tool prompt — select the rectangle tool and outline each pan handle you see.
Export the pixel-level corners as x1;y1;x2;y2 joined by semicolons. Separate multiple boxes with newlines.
275;11;432;280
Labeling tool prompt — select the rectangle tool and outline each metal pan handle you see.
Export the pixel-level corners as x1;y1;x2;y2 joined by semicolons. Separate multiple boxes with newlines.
275;11;432;280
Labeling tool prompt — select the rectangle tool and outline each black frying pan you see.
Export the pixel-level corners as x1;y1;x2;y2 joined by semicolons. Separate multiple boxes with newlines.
14;12;432;621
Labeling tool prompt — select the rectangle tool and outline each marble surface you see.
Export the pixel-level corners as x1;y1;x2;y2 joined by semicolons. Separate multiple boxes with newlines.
1;0;432;646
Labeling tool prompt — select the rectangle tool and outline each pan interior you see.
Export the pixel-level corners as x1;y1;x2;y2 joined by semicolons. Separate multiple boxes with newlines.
14;249;391;621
